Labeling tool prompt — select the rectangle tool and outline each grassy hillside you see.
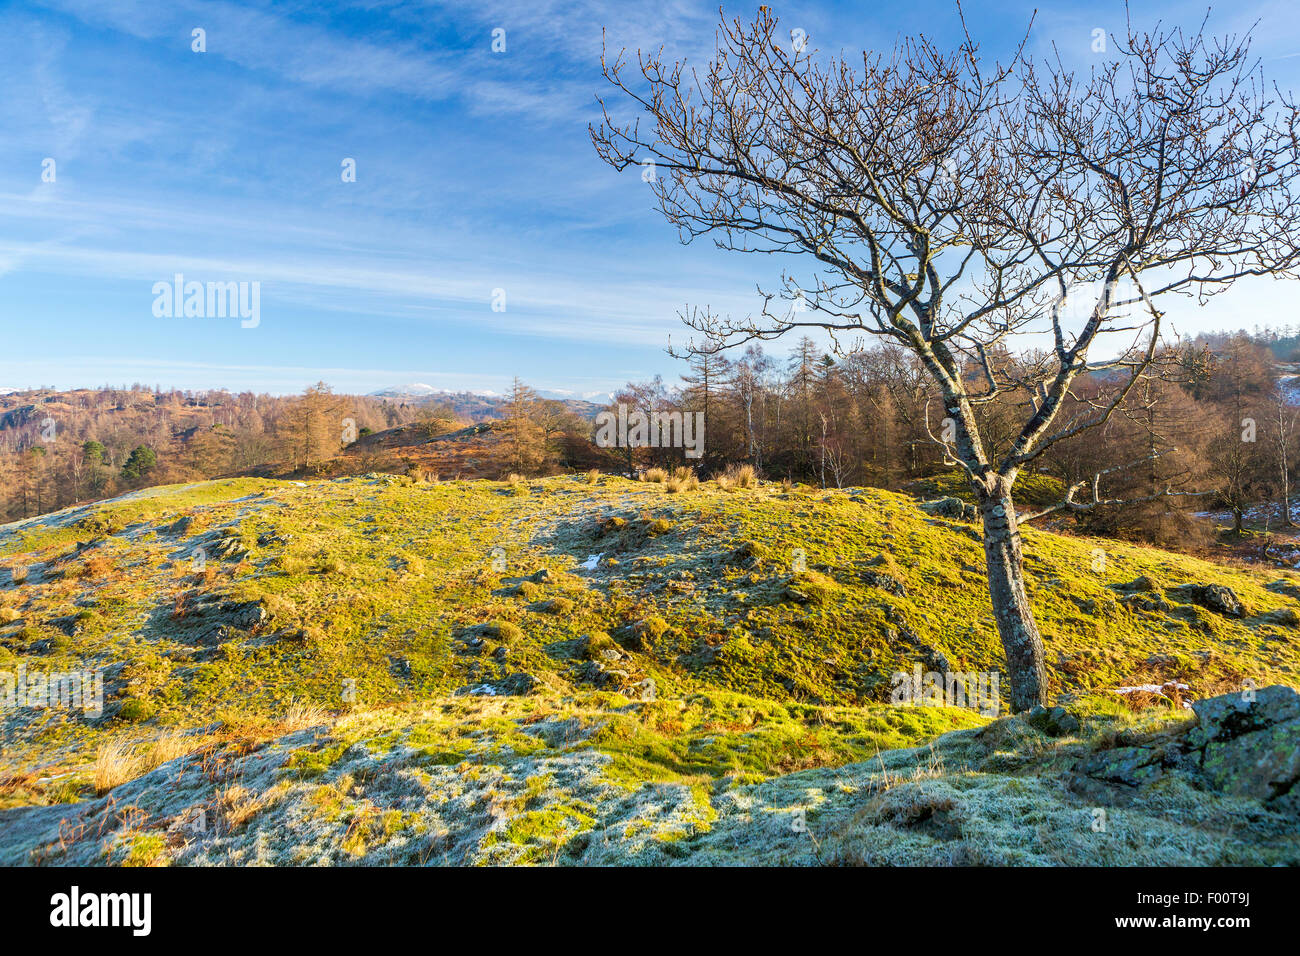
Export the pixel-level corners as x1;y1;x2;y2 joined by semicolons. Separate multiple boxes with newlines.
1;474;1296;864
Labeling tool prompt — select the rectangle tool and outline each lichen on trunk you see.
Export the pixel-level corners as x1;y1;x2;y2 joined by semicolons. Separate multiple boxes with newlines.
976;480;1049;713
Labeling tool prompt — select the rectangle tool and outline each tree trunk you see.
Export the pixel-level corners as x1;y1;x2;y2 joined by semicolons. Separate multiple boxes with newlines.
977;483;1049;713
1281;458;1295;528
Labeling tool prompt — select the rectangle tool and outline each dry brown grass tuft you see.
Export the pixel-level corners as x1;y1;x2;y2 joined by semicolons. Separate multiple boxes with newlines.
282;698;332;732
216;784;266;831
94;729;209;795
717;463;759;490
665;466;699;493
78;554;115;579
642;467;669;483
0;768;41;801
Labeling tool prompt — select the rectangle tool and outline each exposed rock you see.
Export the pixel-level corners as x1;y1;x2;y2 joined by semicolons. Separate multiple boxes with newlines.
882;607;950;673
1070;685;1300;810
1122;593;1171;613
182;598;269;649
1186;684;1298;747
1115;575;1157;593
1173;583;1247;618
583;662;631;691
504;672;537;695
1025;705;1081;737
205;532;250;563
224;601;269;629
919;496;978;522
859;569;907;596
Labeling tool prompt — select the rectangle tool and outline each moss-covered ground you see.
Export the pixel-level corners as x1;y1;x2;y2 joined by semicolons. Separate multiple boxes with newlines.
0;474;1295;864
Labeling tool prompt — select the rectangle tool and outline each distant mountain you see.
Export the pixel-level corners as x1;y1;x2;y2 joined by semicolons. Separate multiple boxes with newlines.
370;383;606;403
369;384;606;422
368;383;455;398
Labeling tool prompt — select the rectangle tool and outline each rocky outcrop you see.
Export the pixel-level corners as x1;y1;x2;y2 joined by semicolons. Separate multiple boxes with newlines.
858;568;907;596
1173;582;1248;618
1187;686;1300;810
1024;704;1081;737
919;496;978;522
175;596;271;652
1070;685;1299;814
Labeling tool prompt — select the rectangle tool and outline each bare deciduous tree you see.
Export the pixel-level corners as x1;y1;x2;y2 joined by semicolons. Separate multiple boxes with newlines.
592;6;1300;710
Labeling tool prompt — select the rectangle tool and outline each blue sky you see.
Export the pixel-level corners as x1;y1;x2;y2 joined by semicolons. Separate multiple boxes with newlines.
2;0;1300;397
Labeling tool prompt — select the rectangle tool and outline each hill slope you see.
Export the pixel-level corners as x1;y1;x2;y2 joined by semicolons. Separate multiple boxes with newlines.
240;421;508;481
0;475;1296;864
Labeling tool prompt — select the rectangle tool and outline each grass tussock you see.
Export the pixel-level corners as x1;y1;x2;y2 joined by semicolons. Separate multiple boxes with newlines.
716;463;759;490
666;467;699;493
94;730;208;795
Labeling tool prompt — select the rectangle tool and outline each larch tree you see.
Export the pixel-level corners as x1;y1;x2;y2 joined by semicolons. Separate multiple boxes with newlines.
502;377;546;475
681;350;731;468
283;382;347;471
592;8;1300;710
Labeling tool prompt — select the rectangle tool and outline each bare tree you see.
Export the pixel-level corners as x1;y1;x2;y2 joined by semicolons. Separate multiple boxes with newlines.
592;7;1300;710
1270;385;1298;527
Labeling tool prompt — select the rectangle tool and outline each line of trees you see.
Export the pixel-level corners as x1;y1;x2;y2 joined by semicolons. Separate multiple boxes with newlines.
5;333;1294;552
594;332;1296;549
0;382;423;521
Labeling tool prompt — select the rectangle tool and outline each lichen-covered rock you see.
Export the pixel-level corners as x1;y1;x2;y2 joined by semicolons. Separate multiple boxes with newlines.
920;496;978;522
1175;583;1247;617
1187;685;1300;804
1071;686;1299;812
1202;721;1300;804
859;569;907;596
1187;684;1299;745
1025;705;1081;737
